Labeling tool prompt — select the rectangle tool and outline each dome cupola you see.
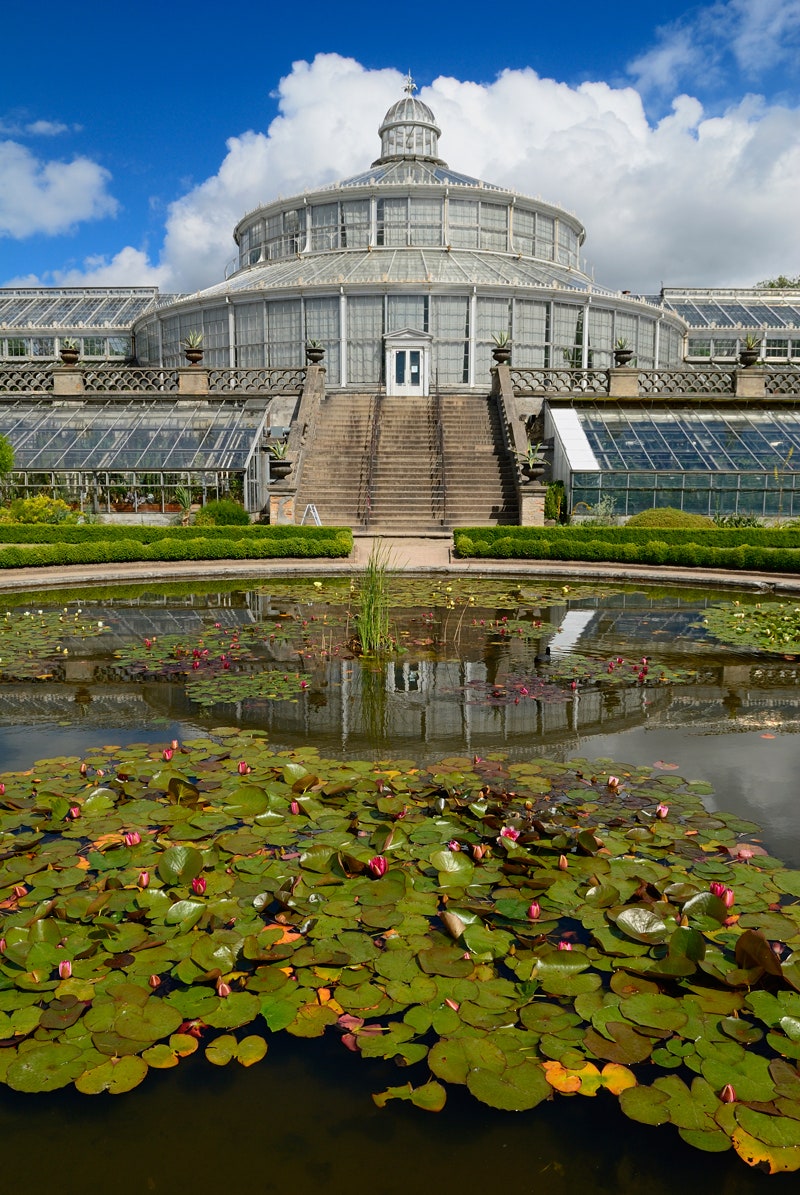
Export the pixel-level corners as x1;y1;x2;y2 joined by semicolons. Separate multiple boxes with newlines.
373;74;446;166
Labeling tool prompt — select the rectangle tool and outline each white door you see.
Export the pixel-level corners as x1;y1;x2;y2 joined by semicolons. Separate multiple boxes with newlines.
393;348;423;395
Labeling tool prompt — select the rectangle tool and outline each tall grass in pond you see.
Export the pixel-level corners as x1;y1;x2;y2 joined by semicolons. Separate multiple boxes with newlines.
355;541;393;653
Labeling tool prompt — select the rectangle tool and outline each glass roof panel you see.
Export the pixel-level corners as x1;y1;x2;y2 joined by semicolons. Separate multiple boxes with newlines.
576;406;800;474
0;401;266;472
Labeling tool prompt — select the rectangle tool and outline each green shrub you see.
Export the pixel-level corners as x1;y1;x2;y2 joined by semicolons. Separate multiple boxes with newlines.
626;507;714;529
0;496;78;524
194;499;251;526
544;481;566;522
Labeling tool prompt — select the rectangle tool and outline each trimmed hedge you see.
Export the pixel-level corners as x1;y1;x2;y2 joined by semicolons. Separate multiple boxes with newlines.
0;524;336;545
455;525;800;548
0;527;353;569
453;526;800;573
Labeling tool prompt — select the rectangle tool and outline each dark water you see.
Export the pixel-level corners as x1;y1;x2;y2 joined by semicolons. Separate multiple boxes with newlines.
1;578;798;1192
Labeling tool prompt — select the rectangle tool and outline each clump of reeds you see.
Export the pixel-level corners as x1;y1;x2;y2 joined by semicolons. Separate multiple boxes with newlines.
354;542;393;653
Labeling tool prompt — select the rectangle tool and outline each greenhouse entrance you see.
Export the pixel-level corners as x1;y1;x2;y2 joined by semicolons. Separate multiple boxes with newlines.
384;329;431;396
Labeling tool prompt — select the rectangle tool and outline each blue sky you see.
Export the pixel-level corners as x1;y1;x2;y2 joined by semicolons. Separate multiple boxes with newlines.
2;0;799;293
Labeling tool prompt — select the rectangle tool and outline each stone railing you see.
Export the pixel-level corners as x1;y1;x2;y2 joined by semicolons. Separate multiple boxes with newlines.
510;365;800;400
207;367;306;395
81;367;180;393
0;363;54;393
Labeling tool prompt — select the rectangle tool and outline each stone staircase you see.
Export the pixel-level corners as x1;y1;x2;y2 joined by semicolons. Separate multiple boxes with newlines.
294;390;518;530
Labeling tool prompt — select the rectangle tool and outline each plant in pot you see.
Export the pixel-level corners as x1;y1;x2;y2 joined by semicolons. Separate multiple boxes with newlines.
739;333;761;367
268;439;292;480
491;331;512;365
59;338;80;366
181;330;204;365
516;440;547;481
305;339;325;365
613;338;634;367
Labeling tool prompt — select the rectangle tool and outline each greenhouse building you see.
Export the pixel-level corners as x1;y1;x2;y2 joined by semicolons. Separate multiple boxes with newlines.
1;79;800;525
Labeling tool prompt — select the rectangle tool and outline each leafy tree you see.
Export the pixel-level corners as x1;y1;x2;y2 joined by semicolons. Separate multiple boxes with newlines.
0;433;13;477
756;273;800;289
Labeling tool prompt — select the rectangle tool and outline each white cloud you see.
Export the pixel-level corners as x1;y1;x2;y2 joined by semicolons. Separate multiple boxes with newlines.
0;140;117;238
41;50;800;294
49;247;170;288
630;0;800;94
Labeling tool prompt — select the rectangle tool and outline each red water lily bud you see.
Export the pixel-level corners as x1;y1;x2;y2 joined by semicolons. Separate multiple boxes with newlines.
558;854;569;871
138;871;150;888
237;761;251;774
0;939;5;953
557;941;573;951
58;960;72;979
0;783;5;795
368;855;388;878
191;876;207;896
79;762;87;775
290;800;300;815
162;747;173;762
216;980;231;998
720;1084;736;1103
67;806;81;820
124;831;141;847
149;974;161;989
448;840;461;851
527;901;541;921
655;803;669;820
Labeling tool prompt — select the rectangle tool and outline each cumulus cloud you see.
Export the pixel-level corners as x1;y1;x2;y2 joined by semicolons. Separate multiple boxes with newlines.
629;0;800;94
41;50;800;294
0;140;117;238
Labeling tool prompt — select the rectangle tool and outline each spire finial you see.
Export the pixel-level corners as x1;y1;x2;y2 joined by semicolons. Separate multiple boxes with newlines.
403;71;416;96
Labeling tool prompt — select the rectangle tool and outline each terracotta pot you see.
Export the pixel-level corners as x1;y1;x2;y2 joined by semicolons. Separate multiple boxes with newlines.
184;348;204;365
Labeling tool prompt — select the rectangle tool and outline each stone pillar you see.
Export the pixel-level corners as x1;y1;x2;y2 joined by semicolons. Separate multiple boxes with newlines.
178;367;209;396
734;368;766;399
269;491;296;524
52;367;84;396
519;482;546;526
607;366;640;398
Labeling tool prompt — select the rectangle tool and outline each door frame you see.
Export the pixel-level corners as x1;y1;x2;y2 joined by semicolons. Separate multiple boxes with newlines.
384;328;432;396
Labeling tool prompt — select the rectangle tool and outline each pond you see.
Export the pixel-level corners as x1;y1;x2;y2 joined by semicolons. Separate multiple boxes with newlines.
1;574;800;1192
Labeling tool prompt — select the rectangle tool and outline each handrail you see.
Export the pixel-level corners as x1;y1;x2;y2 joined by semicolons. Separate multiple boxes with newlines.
433;382;447;526
361;391;382;530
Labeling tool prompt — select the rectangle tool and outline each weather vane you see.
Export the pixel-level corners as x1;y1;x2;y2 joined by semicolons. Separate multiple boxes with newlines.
403;71;416;95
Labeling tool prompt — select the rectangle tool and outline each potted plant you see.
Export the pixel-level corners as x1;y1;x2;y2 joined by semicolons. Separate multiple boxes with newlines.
613;338;634;367
305;339;325;365
59;338;80;366
491;331;512;365
516;440;547;480
739;333;761;367
268;439;292;480
181;330;204;365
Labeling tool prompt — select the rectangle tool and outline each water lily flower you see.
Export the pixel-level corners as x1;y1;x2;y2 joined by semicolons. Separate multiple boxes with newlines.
67;806;81;820
655;803;669;820
368;855;388;878
709;881;735;907
58;960;72;979
0;783;4;795
162;747;173;762
448;840;461;851
123;831;141;847
0;939;6;953
527;901;541;921
500;826;520;841
720;1084;736;1103
558;854;569;871
138;871;150;888
237;760;251;774
606;775;620;790
557;941;573;951
191;876;207;896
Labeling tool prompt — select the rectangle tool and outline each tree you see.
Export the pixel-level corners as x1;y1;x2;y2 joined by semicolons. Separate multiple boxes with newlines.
0;433;13;478
756;274;800;289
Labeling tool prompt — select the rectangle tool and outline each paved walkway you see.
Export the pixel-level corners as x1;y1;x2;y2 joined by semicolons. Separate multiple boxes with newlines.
0;531;799;594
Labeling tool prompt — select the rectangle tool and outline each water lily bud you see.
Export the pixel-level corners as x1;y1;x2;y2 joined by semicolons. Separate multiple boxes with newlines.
368;855;388;878
58;960;72;979
500;826;520;841
558;854;569;871
723;886;735;908
171;739;179;750
0;939;6;953
79;762;87;776
720;1084;736;1103
448;840;461;852
237;760;250;774
444;998;460;1012
13;884;26;899
123;831;141;847
290;800;300;815
138;871;150;888
0;783;5;795
607;775;620;790
557;941;573;951
527;901;541;921
149;974;161;989
471;844;487;861
162;747;173;762
191;876;207;896
216;981;231;998
655;803;669;820
67;806;81;820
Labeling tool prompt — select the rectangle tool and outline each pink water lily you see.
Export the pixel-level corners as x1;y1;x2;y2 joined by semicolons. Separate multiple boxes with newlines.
558;854;569;871
290;800;300;815
123;831;141;847
557;941;573;951
237;760;251;774
527;901;541;921
607;775;620;790
710;881;735;907
138;871;150;888
67;806;80;820
162;747;173;761
448;840;461;852
655;803;669;820
368;855;388;878
216;981;231;998
191;876;207;896
58;960;72;979
720;1084;736;1103
149;974;161;989
500;826;520;841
